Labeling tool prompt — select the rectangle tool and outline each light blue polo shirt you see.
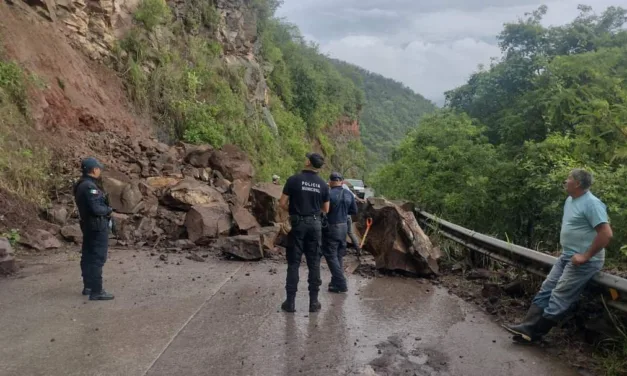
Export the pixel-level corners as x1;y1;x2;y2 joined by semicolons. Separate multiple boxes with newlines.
560;191;609;262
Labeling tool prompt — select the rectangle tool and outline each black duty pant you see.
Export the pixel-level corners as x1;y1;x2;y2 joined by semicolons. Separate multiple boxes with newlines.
285;216;322;295
80;225;109;293
322;222;348;290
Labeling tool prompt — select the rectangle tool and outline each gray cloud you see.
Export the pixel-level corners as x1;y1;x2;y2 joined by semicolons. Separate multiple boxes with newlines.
277;0;627;103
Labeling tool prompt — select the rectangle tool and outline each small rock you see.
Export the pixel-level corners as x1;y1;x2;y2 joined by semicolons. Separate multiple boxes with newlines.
186;252;205;262
466;269;492;280
160;254;168;261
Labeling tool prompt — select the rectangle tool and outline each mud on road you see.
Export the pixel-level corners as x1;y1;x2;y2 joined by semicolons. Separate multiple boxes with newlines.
0;248;580;376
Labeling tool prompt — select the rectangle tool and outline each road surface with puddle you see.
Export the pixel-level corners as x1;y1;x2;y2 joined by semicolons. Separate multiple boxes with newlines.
0;248;580;376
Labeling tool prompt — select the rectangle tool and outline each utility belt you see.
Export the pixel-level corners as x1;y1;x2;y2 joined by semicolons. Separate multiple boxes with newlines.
80;216;110;232
289;214;321;226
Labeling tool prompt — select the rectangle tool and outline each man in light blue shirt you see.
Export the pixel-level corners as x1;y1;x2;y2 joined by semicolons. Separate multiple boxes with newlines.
505;169;613;342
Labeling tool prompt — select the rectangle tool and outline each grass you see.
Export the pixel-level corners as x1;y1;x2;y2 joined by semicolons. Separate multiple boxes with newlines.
0;60;53;207
133;0;172;31
1;229;20;246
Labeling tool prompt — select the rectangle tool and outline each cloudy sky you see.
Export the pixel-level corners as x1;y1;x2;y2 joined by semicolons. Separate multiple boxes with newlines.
277;0;627;104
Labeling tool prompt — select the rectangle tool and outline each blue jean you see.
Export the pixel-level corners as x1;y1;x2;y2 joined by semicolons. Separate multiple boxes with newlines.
322;223;348;290
346;217;360;250
532;253;603;320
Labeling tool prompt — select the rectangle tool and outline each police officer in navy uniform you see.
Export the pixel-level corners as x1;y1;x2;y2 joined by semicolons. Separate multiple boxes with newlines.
73;157;114;301
279;153;330;313
322;172;358;293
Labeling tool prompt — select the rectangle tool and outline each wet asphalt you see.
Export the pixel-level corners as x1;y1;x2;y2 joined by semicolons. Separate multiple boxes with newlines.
0;248;579;376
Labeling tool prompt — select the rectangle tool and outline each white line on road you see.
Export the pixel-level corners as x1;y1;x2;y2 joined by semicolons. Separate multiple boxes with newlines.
142;264;244;375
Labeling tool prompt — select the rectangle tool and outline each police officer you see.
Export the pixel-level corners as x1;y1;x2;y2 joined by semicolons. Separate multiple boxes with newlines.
73;157;114;301
279;153;330;313
323;172;358;293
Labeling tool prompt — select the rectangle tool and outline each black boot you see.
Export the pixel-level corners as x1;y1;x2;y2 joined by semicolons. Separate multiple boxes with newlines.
328;285;348;293
521;304;543;323
309;293;321;313
281;294;296;313
82;287;92;296
89;290;115;301
505;316;556;342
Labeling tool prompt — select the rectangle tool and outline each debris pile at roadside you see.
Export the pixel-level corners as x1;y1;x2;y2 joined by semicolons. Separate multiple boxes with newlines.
13;134;288;263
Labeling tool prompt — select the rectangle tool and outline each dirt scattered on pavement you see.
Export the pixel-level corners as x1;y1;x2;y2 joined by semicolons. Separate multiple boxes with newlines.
366;335;450;376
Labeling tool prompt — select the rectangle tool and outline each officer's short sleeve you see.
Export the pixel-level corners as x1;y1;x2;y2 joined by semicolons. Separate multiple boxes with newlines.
585;198;609;228
282;176;294;196
321;184;330;202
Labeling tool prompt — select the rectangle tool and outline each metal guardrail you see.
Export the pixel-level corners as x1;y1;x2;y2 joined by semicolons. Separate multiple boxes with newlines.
415;210;627;313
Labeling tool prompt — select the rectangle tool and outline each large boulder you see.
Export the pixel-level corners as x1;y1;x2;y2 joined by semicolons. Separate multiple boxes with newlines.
209;144;254;182
231;179;253;207
356;198;440;276
60;224;83;244
146;176;181;190
231;206;260;233
161;179;226;211
214;235;263;261
249;183;287;226
0;238;17;275
249;225;281;252
46;205;68;225
184;145;214;168
19;229;61;251
102;174;144;214
185;204;233;244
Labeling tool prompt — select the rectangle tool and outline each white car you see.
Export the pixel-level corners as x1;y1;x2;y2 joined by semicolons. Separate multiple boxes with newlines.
344;179;366;199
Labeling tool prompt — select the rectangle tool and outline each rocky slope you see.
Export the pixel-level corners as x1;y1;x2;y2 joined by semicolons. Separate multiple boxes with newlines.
0;0;440;275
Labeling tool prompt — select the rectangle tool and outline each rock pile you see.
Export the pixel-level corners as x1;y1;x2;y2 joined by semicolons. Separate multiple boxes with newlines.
34;135;288;260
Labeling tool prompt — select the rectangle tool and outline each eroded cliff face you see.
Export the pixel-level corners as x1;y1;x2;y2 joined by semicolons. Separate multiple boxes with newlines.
11;0;269;106
215;0;269;106
11;0;139;60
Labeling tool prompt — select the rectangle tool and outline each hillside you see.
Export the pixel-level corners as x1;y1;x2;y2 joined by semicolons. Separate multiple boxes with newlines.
0;0;375;230
332;60;437;169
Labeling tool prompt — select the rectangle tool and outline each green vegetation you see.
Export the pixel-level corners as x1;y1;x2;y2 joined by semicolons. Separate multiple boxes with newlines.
1;228;20;247
133;0;172;31
116;0;366;181
374;5;627;268
0;58;52;206
332;60;437;169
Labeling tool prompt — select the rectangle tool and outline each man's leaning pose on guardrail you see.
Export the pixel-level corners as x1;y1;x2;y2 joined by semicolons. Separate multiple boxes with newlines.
504;169;613;342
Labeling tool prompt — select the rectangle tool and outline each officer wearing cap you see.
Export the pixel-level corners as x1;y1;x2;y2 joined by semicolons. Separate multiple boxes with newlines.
322;172;358;293
279;153;330;313
73;157;114;301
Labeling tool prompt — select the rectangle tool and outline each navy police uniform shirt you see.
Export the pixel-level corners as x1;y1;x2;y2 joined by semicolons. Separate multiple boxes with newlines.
327;186;358;225
73;176;113;232
282;170;330;216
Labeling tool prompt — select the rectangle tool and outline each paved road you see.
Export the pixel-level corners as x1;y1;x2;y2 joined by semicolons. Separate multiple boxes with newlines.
0;248;579;376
